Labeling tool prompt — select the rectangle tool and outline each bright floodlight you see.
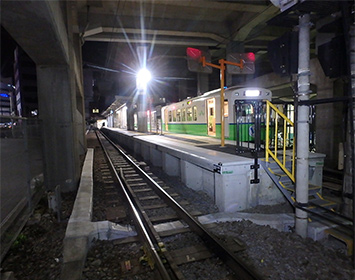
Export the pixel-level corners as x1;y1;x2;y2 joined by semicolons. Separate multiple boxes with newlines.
245;90;260;97
136;68;152;91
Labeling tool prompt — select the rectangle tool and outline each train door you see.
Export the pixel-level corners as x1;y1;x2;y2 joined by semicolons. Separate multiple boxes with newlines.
224;100;229;138
207;98;216;136
235;101;263;152
164;109;169;131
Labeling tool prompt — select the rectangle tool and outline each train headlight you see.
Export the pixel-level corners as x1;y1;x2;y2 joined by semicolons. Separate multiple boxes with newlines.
245;90;260;97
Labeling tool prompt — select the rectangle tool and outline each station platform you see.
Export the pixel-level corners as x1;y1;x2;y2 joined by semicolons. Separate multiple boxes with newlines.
104;129;243;156
101;127;286;213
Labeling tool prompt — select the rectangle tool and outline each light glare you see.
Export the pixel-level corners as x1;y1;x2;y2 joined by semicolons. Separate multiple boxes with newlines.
245;90;260;97
136;68;152;91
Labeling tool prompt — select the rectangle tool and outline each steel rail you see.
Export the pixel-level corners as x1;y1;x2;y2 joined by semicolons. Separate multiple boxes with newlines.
100;130;262;280
295;202;353;231
96;131;171;280
118;164;186;280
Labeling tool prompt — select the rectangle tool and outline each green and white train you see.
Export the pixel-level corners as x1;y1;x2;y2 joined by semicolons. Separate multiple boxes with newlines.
161;86;272;141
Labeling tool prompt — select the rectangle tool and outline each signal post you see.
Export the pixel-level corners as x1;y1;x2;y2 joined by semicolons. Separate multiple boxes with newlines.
186;48;255;147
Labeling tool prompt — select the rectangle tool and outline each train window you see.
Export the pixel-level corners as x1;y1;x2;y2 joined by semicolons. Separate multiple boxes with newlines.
187;107;192;121
224;100;228;117
173;110;176;122
168;111;172;122
242;104;253;116
193;106;197;121
177;109;181;121
182;108;186;121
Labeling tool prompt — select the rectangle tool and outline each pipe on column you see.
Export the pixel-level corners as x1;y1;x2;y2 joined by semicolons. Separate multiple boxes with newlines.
295;13;311;238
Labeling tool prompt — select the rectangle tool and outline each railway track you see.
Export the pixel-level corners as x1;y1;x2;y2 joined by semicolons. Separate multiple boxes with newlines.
95;130;261;280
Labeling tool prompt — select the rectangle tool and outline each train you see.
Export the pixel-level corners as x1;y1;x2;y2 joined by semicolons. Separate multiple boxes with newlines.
105;86;273;142
161;86;272;141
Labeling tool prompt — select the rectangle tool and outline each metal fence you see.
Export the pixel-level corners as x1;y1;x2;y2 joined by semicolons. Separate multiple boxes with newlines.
265;100;295;182
0;116;44;262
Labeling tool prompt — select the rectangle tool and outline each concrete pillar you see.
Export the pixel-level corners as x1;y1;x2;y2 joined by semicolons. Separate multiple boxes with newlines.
137;95;148;132
126;102;134;131
67;2;86;156
342;4;355;226
295;14;311;238
83;69;94;120
37;66;81;192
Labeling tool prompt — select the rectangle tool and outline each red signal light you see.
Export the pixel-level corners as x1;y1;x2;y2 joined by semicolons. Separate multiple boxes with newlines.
247;52;255;62
186;48;202;60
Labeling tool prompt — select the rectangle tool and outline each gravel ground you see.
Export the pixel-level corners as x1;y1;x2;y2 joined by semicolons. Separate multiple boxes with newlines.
148;165;219;215
84;241;156;280
211;220;354;280
0;191;76;280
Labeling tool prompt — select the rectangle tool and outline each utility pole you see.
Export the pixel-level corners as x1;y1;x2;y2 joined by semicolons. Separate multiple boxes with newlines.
295;13;311;238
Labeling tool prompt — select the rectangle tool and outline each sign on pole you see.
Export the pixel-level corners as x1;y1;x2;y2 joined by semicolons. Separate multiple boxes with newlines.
226;53;255;74
186;48;213;74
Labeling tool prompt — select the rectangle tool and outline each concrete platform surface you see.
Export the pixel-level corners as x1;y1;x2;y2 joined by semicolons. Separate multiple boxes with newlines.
102;127;286;212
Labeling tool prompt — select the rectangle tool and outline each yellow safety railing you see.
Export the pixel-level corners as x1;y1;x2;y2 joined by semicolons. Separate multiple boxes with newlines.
265;100;295;182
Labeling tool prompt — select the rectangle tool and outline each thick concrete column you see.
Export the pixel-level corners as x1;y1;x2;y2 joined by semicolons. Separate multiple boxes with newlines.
37;66;81;192
137;95;148;132
342;4;355;228
2;0;85;194
67;1;86;156
126;102;135;131
295;14;311;238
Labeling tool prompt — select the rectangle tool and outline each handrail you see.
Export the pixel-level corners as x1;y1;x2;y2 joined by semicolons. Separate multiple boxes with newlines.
265;100;295;182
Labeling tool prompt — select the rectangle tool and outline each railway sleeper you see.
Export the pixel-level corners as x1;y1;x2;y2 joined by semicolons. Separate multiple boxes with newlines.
169;244;213;265
134;188;153;193
129;182;147;187
158;227;191;237
103;180;114;184
103;185;115;190
123;169;136;174
142;203;167;210
138;195;160;201
124;174;141;178
150;214;180;223
126;178;145;183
